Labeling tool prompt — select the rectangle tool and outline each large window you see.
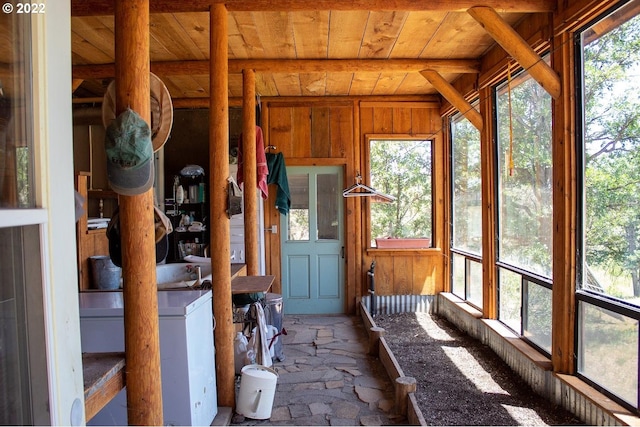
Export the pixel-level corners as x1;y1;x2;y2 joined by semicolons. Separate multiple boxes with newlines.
368;138;433;248
578;0;640;410
450;109;483;307
495;59;553;353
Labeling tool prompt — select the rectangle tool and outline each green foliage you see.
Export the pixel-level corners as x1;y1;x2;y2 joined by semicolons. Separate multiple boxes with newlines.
369;139;432;240
583;14;640;298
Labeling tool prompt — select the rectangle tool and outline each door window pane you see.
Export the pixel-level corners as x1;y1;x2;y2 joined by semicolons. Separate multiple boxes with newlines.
288;174;309;241
317;173;339;240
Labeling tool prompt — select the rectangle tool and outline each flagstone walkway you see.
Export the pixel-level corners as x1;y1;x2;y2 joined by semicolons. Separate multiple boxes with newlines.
230;314;406;426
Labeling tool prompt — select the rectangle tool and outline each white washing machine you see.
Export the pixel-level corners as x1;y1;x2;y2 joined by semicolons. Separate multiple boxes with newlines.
79;290;217;426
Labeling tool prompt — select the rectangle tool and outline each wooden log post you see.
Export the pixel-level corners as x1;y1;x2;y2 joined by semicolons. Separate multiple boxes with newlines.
369;326;385;356
394;376;417;416
242;69;259;276
210;3;234;408
114;0;163;425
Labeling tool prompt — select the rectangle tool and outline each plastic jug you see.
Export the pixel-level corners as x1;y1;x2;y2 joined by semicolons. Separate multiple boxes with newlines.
234;332;249;375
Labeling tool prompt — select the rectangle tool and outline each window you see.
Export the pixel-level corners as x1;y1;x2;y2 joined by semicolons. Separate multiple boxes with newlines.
577;0;640;410
450;108;483;307
0;10;49;425
494;58;553;349
368;138;433;248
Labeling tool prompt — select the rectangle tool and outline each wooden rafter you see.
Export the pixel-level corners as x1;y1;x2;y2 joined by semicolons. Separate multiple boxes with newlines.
467;6;561;99
419;70;483;131
72;59;480;80
71;0;556;16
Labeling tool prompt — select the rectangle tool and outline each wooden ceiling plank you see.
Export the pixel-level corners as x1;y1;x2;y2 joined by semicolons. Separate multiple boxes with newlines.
71;16;115;61
422;12;498;59
173;13;212;59
328;11;369;58
360;11;408;58
467;6;561;99
325;72;353;96
420;69;482;130
372;72;406;96
71;0;556;16
273;72;302;97
149;13;207;61
349;72;378;96
299;72;328;96
395;72;437;95
253;11;297;58
292;11;330;58
228;12;265;58
390;11;447;59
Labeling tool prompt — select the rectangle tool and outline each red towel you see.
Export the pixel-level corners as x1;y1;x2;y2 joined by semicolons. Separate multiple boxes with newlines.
237;126;269;199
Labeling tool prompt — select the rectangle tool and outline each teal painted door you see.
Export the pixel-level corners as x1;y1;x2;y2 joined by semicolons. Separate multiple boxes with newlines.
281;166;344;314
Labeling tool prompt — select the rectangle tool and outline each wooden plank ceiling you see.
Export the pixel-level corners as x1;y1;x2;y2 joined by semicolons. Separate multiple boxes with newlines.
67;1;554;104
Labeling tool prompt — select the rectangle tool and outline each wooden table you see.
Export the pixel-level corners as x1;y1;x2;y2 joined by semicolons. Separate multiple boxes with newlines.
231;275;275;294
83;352;126;422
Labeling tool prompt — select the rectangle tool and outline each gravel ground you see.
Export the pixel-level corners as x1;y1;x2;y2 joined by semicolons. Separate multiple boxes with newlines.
374;312;584;426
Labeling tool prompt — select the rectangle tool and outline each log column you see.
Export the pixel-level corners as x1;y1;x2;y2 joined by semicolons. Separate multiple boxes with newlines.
242;69;259;276
210;3;234;408
114;0;163;425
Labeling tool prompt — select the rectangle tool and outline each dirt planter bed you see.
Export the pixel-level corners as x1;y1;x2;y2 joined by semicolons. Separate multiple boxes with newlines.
360;302;582;426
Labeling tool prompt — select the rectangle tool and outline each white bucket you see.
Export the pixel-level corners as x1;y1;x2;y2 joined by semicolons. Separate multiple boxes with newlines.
236;364;278;420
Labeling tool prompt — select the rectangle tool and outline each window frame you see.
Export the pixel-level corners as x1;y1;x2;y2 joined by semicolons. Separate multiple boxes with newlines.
574;0;640;413
491;57;554;355
365;134;435;250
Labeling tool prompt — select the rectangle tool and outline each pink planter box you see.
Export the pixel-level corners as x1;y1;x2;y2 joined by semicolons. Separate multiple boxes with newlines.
375;238;431;249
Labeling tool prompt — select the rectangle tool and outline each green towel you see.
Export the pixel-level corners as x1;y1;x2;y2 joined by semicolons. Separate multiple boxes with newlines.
266;152;291;215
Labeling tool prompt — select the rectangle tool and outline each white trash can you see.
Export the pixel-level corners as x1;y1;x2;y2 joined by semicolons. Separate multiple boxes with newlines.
236;364;278;420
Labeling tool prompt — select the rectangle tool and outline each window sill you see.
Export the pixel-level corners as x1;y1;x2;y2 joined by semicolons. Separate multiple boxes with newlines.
366;247;441;255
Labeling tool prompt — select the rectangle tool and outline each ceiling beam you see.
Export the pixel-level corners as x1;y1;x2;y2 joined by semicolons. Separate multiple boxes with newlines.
71;0;555;15
72;59;480;79
468;6;561;99
420;70;483;131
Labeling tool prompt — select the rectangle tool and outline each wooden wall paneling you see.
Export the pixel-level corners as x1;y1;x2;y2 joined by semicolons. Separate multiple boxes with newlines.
392;107;412;133
360;106;374;134
268;106;293;155
311;106;331;157
291;106;312;158
373;256;394;295
412;254;436;294
372;107;393;133
410;107;435;134
393;255;413;294
331;106;352;158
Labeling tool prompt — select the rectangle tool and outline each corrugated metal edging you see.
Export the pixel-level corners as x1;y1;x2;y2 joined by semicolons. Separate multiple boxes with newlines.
362;294;435;315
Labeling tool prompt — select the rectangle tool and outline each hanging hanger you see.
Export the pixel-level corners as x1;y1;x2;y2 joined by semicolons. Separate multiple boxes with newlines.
342;172;395;203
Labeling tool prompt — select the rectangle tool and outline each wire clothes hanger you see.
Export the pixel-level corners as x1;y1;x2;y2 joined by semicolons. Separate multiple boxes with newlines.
342;172;395;203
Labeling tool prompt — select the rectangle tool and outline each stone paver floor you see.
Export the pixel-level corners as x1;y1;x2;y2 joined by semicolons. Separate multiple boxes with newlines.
231;315;406;426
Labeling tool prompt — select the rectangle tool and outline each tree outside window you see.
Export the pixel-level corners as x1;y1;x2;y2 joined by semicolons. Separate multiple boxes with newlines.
368;138;433;247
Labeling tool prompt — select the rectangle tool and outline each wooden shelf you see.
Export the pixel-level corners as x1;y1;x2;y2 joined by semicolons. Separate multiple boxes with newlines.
83;352;126;423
